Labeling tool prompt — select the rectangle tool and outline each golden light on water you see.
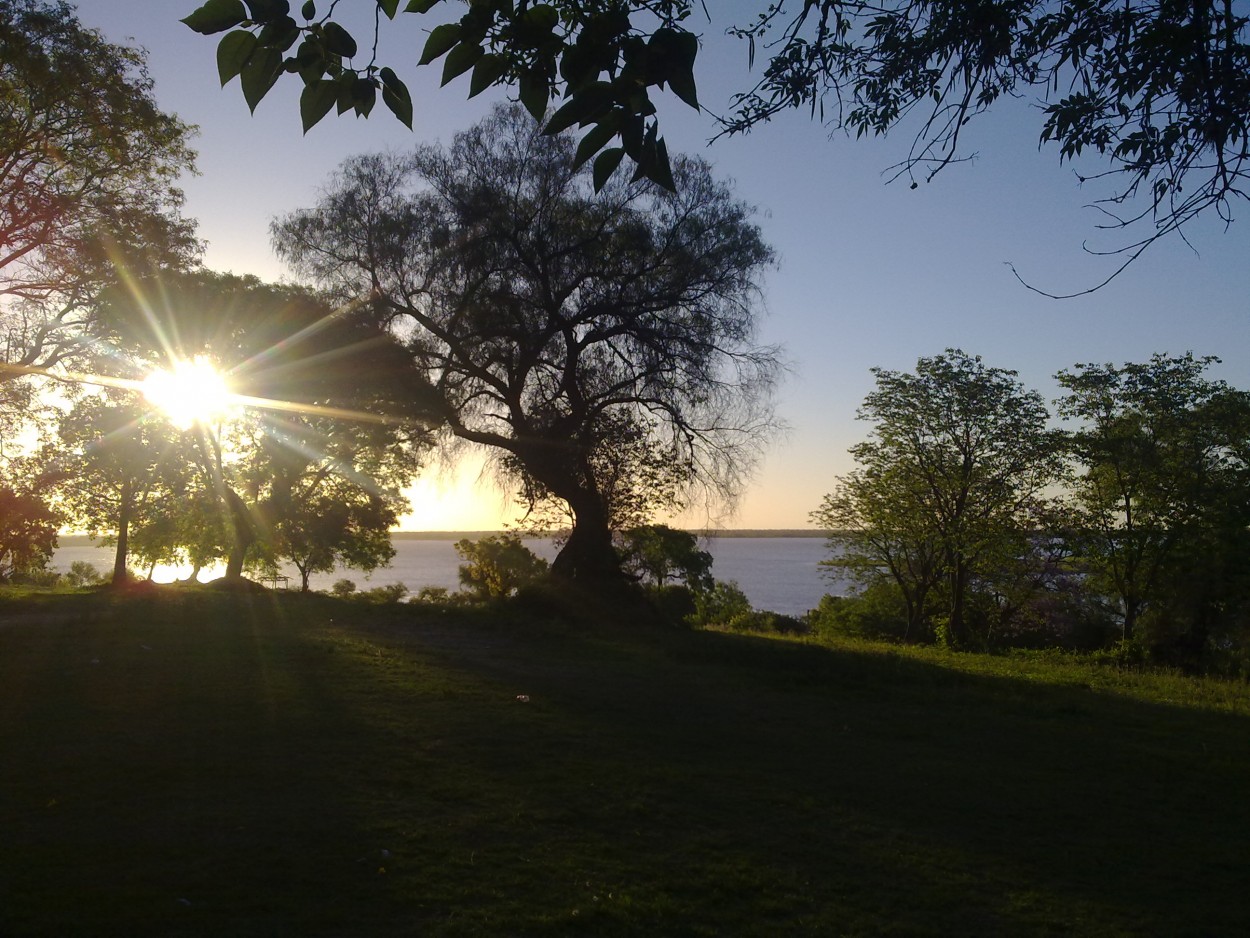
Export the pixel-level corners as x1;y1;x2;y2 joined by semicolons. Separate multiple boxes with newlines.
141;356;235;429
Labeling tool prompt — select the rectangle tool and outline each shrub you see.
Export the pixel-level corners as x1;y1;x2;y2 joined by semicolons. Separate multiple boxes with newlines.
727;609;810;635
648;583;698;627
356;582;409;604
330;578;357;597
455;533;548;598
690;579;753;627
64;561;102;588
806;583;911;642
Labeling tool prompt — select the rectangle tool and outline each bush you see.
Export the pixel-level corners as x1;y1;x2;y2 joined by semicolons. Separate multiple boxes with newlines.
455;533;548;598
806;583;911;642
331;578;357;597
355;582;409;604
727;609;810;635
64;561;102;588
648;584;698;627
690;579;753;627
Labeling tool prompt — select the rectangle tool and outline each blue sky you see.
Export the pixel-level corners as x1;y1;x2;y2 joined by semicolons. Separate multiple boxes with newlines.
80;1;1249;529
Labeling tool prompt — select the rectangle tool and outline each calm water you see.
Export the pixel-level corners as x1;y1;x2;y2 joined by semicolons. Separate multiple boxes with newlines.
51;536;847;616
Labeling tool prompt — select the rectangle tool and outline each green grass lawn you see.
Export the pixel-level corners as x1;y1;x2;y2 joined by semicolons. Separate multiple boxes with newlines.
1;587;1247;936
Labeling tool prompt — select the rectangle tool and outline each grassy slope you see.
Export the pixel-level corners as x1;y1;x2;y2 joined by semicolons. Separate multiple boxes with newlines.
0;589;1246;937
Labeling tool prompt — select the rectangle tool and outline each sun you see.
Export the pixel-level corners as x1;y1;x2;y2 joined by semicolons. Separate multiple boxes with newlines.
142;356;235;429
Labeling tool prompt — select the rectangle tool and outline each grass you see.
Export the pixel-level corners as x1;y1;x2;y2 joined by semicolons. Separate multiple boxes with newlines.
1;587;1247;936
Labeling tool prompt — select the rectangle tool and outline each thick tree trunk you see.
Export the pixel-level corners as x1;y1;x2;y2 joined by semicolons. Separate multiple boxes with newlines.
112;481;132;585
223;488;255;581
549;488;623;583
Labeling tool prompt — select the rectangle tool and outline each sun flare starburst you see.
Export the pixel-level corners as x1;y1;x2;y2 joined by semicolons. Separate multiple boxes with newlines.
142;356;234;429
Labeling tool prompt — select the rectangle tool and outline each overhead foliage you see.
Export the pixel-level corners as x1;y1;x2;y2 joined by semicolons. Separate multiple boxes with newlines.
185;0;1248;284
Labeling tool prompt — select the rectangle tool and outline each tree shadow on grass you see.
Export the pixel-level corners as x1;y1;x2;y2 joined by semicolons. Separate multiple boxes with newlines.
2;592;1247;935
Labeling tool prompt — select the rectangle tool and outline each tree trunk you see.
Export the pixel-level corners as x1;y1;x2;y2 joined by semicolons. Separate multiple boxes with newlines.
112;480;132;585
223;488;255;581
549;488;623;583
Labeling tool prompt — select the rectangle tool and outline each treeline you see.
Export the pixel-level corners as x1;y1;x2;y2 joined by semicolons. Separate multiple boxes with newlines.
811;350;1250;675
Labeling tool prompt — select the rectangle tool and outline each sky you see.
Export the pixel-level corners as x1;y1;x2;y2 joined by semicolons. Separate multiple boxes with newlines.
78;1;1250;530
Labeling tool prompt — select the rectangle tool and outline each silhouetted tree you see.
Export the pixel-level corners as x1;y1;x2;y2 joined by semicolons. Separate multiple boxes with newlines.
274;104;779;583
0;0;198;432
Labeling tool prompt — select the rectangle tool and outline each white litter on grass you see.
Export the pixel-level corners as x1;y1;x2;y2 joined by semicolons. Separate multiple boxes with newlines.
516;695;530;703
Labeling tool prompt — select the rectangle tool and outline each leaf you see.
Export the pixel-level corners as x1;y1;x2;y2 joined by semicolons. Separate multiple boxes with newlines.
378;0;400;18
321;22;357;57
380;69;413;128
518;70;549;121
300;78;338;131
404;0;442;11
592;147;624;191
419;23;461;65
648;137;675;192
217;29;257;86
240;46;282;111
469;53;508;98
441;43;483;86
245;0;289;20
300;0;315;19
542;82;612;135
573;119;617;169
181;0;248;35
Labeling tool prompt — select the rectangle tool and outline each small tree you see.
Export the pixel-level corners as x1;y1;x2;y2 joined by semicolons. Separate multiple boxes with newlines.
816;350;1065;648
455;533;549;599
0;485;57;582
618;525;713;591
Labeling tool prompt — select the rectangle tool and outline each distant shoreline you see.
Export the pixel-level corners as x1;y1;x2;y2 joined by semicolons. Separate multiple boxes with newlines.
58;529;828;547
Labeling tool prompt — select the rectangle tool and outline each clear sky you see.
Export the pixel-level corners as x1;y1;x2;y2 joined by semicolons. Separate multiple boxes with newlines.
79;1;1250;530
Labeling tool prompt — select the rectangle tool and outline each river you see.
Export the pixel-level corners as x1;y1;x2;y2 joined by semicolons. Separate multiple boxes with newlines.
50;534;849;617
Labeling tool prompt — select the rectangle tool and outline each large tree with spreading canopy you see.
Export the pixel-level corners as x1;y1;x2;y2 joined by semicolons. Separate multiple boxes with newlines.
274;104;779;582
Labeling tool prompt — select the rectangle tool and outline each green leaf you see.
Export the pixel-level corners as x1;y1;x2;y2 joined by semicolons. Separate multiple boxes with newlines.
419;23;461;65
245;0;289;20
380;69;413;128
300;78;338;131
240;46;282;111
518;70;550;121
182;0;248;35
300;0;315;20
217;30;257;86
542;82;612;135
469;53;508;98
352;77;377;117
404;0;442;11
378;0;400;18
648;137;675;192
592;147;625;191
441;42;483;86
573;119;617;169
321;22;357;57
